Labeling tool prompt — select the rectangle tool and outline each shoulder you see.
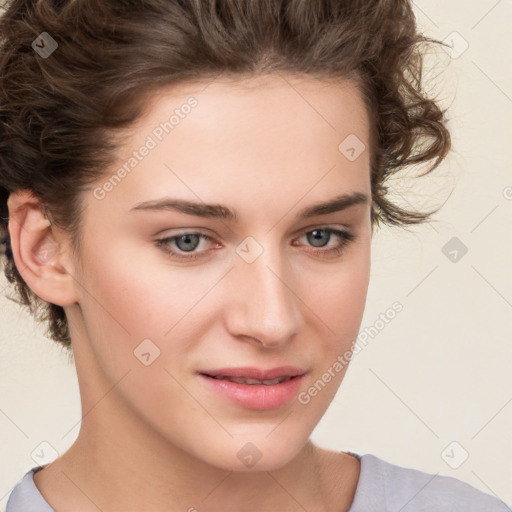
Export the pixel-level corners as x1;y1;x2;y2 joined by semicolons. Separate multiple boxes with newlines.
349;452;509;512
5;465;55;512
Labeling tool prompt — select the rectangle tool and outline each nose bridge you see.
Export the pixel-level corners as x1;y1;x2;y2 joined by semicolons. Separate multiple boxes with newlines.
230;233;302;344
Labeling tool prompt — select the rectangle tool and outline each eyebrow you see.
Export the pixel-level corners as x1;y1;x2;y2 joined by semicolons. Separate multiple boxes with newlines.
129;192;369;222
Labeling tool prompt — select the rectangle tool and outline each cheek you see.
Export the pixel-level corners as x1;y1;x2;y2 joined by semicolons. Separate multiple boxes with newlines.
74;248;206;424
77;237;208;338
74;238;232;399
303;246;370;336
298;260;370;410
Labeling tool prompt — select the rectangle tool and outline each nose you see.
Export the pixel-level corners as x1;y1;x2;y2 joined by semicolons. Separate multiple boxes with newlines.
225;239;305;348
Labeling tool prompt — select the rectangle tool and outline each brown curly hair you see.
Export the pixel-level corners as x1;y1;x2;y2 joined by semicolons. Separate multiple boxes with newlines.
0;0;450;352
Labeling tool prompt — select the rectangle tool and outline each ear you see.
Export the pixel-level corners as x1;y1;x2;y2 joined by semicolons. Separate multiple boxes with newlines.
7;189;79;307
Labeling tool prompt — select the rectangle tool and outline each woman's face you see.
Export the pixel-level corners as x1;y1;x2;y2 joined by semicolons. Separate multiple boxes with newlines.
67;73;373;471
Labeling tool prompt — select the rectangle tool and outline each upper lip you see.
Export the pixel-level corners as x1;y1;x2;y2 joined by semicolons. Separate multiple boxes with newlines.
199;366;307;380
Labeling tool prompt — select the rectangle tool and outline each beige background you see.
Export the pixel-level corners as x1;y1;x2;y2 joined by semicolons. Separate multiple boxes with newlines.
1;0;511;508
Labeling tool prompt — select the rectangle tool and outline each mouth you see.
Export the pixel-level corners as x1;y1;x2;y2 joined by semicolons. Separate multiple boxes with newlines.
204;375;296;385
197;366;307;410
198;365;307;382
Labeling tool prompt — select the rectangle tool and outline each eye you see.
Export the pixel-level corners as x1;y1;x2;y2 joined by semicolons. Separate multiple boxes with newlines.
155;227;355;261
155;232;214;261
294;227;355;258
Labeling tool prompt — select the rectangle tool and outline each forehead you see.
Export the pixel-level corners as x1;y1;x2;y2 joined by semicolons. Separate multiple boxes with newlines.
141;73;369;138
89;73;371;223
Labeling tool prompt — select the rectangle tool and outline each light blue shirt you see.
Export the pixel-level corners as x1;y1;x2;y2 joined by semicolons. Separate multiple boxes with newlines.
5;452;510;511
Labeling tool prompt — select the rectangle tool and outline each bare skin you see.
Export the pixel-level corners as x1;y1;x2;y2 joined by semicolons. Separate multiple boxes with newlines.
33;443;360;512
9;72;372;511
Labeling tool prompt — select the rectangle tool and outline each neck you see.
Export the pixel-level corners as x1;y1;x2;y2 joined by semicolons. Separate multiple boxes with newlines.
36;419;352;512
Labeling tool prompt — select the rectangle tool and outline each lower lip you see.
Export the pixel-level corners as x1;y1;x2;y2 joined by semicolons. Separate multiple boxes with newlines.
199;374;305;410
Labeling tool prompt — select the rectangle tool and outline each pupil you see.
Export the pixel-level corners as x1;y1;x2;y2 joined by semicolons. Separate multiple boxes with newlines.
177;234;199;252
308;229;328;248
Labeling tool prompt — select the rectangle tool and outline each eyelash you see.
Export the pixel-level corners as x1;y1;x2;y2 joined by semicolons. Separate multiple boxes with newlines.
155;227;355;261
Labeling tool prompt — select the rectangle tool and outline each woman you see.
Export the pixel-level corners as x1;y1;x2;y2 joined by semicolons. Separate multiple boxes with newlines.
1;0;508;510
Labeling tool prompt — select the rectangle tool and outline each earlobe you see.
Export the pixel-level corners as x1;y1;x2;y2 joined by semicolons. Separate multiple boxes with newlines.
6;189;79;307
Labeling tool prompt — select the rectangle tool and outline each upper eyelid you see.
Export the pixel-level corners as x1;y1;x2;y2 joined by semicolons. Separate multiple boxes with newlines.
156;226;352;249
157;225;351;242
158;223;351;237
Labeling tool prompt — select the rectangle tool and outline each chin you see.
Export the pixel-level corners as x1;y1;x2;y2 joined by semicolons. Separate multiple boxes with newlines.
195;434;306;473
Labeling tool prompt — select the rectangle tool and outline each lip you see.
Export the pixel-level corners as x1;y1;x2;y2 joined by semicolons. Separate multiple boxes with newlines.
198;366;307;410
199;374;306;410
199;366;307;380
